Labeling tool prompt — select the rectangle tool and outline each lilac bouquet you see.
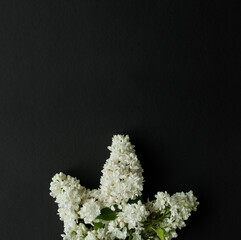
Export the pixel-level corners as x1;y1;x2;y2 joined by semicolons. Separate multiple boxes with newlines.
50;135;199;240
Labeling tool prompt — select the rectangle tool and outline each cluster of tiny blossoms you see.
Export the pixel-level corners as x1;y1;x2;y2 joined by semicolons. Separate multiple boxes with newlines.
50;135;199;240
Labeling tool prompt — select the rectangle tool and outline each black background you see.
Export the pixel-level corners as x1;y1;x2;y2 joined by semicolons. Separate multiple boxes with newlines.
0;1;240;239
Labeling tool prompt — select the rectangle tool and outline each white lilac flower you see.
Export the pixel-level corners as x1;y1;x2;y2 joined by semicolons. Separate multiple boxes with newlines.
118;201;149;230
50;135;199;240
78;199;101;224
85;231;97;240
149;190;199;239
95;228;106;239
107;220;128;239
99;135;144;206
50;172;88;239
153;191;171;213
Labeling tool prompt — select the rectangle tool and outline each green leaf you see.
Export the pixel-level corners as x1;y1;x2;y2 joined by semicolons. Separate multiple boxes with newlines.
127;196;144;204
96;207;116;221
152;227;165;240
94;222;103;230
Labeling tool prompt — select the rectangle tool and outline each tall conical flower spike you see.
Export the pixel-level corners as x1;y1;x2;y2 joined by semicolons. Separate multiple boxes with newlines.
99;135;144;206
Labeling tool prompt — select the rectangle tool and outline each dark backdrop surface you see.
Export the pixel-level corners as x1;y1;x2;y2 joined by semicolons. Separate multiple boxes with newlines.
0;1;240;239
